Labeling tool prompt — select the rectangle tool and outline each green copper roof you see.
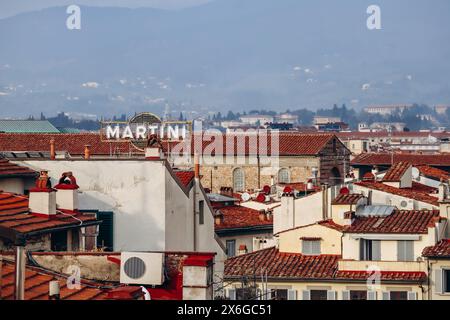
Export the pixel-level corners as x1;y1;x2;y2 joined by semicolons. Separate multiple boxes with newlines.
0;120;60;133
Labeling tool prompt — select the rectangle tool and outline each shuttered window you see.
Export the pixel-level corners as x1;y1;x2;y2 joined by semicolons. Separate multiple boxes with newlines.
360;239;381;261
233;168;245;192
302;240;321;255
397;240;414;261
278;168;290;184
226;240;236;258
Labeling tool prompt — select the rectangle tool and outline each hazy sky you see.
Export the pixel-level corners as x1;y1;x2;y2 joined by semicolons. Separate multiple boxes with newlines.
0;0;212;19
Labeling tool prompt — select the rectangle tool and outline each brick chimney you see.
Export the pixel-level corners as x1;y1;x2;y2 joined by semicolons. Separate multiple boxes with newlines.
55;172;79;211
214;212;224;225
258;210;266;222
29;170;56;217
194;153;200;179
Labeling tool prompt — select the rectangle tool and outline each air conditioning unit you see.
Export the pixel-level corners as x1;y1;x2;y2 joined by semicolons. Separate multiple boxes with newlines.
120;252;164;285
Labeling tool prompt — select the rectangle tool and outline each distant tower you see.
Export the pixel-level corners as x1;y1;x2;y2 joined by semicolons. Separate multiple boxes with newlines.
163;103;171;121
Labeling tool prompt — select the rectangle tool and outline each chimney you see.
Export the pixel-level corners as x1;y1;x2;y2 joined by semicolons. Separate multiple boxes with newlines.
55;172;79;212
259;210;266;222
145;146;164;160
49;280;60;300
214;212;224;225
194;153;200;179
84;145;91;160
50;138;55;160
29;171;56;217
322;184;329;220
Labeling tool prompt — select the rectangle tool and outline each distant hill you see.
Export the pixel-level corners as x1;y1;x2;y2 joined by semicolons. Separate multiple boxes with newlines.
0;0;449;117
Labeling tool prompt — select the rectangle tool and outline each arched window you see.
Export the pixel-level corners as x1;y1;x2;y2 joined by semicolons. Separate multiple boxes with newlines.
233;168;245;192
278;168;290;184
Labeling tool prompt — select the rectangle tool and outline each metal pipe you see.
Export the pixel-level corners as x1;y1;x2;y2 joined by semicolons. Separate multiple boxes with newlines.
14;246;26;300
0;254;3;300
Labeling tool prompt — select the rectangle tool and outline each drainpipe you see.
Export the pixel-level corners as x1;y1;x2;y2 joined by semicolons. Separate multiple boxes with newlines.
0;254;2;300
14;246;26;300
257;154;261;189
193;153;200;251
50;138;56;160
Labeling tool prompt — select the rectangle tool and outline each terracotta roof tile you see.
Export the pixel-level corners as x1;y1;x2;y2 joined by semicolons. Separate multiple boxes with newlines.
416;165;450;181
275;219;345;235
344;209;441;234
382;161;411;182
0;260;142;300
351;153;450;167
224;247;426;282
0;192;99;235
332;193;365;205
215;205;272;231
174;170;195;188
354;181;440;206
422;239;450;258
224;247;339;279
0;157;37;178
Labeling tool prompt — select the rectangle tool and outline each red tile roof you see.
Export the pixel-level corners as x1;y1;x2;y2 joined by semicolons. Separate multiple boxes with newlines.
416;165;450;181
0;260;120;300
224;247;339;279
332;193;365;205
382;161;411;182
422;239;450;258
355;181;440;206
224;247;426;283
0;133;133;156
174;170;195;188
351;153;450;167
0;157;37;178
215;205;272;231
344;209;441;234
275;219;346;235
335;270;427;282
0;192;99;235
337;131;450;140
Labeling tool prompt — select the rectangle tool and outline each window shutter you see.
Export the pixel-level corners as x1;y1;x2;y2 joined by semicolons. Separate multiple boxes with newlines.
372;240;381;261
360;240;365;260
256;288;262;300
327;290;337;300
398;241;414;261
228;289;236;300
382;292;390;300
312;241;321;255
435;269;443;294
288;289;298;300
342;290;350;300
301;290;310;300
266;289;273;300
407;292;418;300
405;241;414;261
368;291;377;300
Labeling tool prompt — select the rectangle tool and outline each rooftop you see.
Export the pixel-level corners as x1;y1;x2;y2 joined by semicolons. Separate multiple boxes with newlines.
0;120;60;133
344;209;441;234
224;247;426;283
382;161;411;182
332;193;365;205
0;157;37;178
173;170;195;188
422;239;450;258
354;181;440;206
0;192;99;240
0;259;144;300
215;205;272;231
351;153;450;167
416;165;450;181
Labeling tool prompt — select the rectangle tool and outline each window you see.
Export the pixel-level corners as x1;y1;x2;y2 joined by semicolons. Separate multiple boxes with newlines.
97;211;114;251
310;290;328;301
302;240;321;255
51;230;68;251
397;240;414;261
233;168;245;192
226;240;236;258
390;291;408;300
198;200;204;225
350;290;367;300
360;239;381;261
272;289;288;300
445;270;450;293
278;168;290;184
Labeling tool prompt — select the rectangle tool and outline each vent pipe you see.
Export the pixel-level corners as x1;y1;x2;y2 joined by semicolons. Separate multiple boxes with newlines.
14;246;25;300
50;138;56;160
49;280;60;300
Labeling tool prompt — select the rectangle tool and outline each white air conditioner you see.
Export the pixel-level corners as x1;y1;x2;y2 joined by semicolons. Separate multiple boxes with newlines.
120;252;164;285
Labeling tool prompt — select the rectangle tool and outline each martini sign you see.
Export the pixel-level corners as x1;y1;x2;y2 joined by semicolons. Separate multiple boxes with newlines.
101;112;191;151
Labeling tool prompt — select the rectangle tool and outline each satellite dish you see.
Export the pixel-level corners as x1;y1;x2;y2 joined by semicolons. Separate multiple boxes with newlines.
412;167;420;180
241;193;251;202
